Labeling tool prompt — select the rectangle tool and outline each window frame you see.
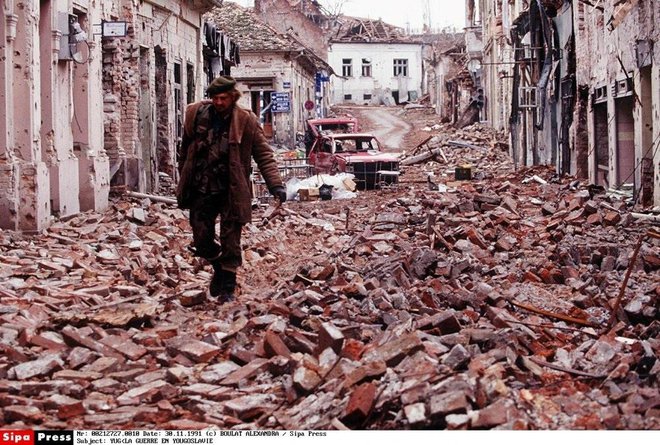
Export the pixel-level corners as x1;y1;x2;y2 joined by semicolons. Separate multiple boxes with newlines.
361;58;372;77
342;58;353;77
393;58;408;77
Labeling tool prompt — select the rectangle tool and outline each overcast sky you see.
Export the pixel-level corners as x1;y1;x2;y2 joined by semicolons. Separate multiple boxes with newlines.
233;0;466;32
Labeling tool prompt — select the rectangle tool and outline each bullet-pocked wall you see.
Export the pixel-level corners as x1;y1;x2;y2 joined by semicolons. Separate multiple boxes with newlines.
102;0;214;193
0;0;109;232
576;0;660;206
0;0;221;231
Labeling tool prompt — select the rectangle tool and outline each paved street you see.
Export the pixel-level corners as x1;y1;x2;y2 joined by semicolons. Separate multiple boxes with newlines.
336;106;413;150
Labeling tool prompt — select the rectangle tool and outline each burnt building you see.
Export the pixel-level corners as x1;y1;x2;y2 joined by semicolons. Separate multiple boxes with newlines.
473;0;660;207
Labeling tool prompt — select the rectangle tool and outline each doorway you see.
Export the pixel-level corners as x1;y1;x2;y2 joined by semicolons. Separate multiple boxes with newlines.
593;102;608;187
639;66;654;205
250;90;273;138
139;47;156;191
615;96;635;189
154;47;170;178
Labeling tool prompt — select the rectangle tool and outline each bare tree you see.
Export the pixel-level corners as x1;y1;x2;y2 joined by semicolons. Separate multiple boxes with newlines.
319;0;349;18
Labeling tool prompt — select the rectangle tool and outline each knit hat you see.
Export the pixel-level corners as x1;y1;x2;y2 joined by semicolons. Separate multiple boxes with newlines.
207;76;237;96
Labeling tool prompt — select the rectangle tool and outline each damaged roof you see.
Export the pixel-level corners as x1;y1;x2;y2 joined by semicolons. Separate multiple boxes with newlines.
204;1;331;72
331;16;420;44
204;2;291;51
283;0;325;17
413;32;465;48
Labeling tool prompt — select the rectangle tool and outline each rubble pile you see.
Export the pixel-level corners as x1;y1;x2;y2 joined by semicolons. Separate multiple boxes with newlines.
403;108;507;145
1;118;658;430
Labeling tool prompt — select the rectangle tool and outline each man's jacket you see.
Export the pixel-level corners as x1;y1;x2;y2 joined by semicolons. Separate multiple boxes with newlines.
177;100;283;223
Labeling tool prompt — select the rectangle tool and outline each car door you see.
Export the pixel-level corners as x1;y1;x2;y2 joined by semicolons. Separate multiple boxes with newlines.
309;136;337;174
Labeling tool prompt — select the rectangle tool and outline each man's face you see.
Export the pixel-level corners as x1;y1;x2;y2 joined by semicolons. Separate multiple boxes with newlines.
211;92;234;114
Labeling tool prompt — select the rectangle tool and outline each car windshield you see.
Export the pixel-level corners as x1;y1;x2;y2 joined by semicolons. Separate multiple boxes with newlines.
333;137;379;153
318;122;355;133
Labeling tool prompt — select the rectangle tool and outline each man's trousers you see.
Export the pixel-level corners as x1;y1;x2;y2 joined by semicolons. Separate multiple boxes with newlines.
188;193;243;272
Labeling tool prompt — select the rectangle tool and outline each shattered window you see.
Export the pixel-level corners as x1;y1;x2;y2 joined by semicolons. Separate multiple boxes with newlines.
393;59;408;77
362;58;372;77
335;139;356;152
357;138;376;151
342;58;353;77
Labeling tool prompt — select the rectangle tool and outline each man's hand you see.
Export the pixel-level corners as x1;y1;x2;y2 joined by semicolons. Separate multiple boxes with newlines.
270;185;287;203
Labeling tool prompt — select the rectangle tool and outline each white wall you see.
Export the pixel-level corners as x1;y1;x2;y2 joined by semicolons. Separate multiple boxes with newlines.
328;42;423;104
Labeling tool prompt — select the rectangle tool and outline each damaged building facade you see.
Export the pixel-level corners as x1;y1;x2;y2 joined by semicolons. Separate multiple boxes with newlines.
329;18;424;106
0;0;227;231
205;2;331;148
474;0;660;206
1;0;110;232
252;0;331;61
471;0;518;132
577;0;659;207
103;0;230;193
414;32;474;125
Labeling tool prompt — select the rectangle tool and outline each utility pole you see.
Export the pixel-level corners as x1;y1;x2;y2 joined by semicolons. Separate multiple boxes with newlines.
422;0;431;33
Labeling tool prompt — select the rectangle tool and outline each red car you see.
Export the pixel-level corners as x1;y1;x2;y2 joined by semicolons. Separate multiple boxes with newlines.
304;117;359;156
308;132;401;190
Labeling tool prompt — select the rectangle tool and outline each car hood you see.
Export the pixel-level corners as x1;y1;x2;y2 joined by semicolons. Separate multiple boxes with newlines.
336;151;401;163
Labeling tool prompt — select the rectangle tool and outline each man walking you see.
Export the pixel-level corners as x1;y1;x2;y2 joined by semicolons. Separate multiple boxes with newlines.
177;76;286;302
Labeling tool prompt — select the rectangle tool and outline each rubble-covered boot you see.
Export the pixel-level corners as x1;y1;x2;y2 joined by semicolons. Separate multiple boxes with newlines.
209;264;236;302
217;269;237;303
209;263;224;297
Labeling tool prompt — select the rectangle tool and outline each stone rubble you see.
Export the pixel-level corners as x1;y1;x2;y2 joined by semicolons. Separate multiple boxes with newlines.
0;108;658;430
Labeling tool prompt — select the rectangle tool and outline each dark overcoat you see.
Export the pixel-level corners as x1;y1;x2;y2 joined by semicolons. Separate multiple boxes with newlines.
176;100;283;223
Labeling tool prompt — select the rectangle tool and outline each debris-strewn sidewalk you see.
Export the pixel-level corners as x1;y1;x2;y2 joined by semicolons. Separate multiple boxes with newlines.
1;108;658;430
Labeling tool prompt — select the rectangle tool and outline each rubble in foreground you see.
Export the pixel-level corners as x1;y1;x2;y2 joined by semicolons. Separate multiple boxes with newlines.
0;110;658;430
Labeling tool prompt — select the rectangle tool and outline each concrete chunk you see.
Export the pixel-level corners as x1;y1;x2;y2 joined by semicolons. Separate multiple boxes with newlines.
429;391;469;417
166;337;221;363
318;322;345;354
362;333;423;367
342;382;376;423
10;354;62;380
404;403;427;425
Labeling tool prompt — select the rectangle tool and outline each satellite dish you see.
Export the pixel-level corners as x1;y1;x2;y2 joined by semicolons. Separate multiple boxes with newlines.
70;41;90;64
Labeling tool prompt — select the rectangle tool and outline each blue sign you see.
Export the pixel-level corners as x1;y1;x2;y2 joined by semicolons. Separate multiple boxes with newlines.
283;81;291;89
271;92;291;113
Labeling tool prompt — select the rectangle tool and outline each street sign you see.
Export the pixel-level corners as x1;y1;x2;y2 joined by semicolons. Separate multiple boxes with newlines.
271;92;291;113
304;100;315;111
94;21;128;37
283;81;291;89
